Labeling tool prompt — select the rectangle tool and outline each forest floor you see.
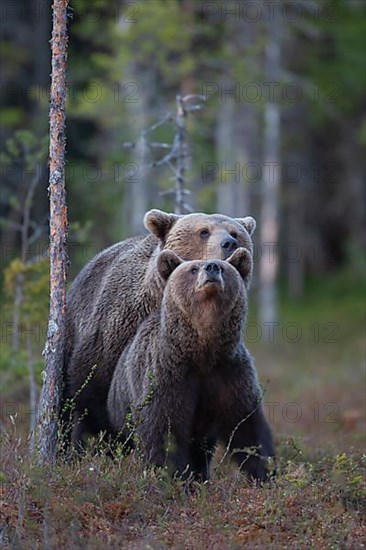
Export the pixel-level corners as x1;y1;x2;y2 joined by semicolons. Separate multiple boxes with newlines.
1;274;365;549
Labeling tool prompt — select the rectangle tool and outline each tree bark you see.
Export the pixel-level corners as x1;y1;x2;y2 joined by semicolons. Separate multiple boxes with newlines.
37;0;69;464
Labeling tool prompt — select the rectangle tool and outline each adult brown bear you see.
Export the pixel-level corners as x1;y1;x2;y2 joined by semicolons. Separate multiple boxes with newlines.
108;248;274;482
63;210;256;448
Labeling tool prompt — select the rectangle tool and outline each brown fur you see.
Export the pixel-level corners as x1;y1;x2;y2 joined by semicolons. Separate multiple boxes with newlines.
107;249;274;482
63;210;256;446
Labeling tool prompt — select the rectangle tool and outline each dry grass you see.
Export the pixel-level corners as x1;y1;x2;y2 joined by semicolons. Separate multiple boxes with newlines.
0;423;365;550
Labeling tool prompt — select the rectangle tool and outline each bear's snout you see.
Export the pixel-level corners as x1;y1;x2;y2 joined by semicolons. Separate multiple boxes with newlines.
205;262;221;276
197;262;224;289
221;236;238;258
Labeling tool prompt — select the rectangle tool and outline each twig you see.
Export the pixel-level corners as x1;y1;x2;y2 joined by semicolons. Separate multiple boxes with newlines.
22;164;45;262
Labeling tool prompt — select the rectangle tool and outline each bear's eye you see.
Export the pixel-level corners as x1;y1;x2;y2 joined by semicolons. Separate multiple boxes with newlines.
190;267;198;274
200;229;210;239
230;231;238;239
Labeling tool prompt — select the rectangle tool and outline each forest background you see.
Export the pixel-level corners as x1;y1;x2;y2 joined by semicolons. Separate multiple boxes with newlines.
0;1;365;547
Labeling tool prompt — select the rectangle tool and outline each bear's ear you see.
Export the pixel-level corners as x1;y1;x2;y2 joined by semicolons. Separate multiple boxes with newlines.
157;250;183;281
235;216;256;236
144;209;180;241
227;247;253;283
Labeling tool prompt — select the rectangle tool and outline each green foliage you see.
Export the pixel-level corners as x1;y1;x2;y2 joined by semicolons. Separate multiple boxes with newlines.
1;131;48;261
0;346;29;387
0;130;48;167
0;37;33;132
1;258;49;392
332;453;366;511
116;0;194;83
2;0;365;256
303;0;366;123
4;257;49;325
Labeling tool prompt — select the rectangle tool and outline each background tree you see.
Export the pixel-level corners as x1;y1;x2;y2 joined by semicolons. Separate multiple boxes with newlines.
1;131;49;447
259;0;281;325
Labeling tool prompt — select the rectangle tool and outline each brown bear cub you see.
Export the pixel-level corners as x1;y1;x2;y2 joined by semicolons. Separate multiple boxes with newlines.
63;210;256;448
107;248;274;482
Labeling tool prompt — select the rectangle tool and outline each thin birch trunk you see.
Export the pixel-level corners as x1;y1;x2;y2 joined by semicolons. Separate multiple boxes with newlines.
259;2;281;326
175;95;187;214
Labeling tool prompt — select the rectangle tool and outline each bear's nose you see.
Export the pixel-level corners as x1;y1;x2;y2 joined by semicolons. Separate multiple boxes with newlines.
205;262;221;275
221;236;237;253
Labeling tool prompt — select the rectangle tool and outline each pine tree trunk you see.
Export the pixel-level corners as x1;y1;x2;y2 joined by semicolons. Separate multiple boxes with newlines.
37;0;69;464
